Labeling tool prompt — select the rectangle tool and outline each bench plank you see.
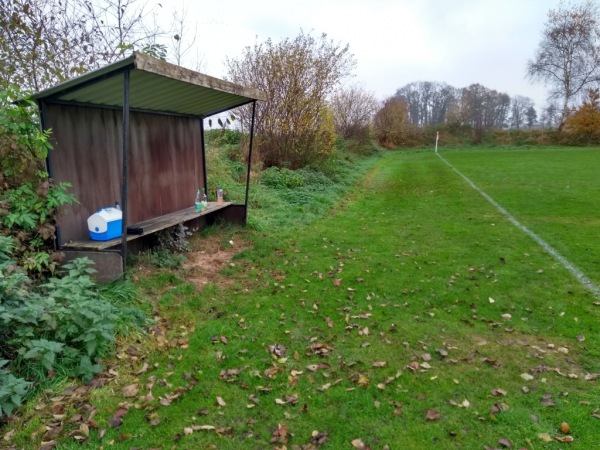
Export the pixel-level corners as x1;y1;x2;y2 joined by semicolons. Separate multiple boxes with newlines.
62;202;231;250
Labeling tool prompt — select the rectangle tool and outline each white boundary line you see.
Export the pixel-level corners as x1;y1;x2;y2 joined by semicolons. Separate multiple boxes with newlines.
436;152;600;298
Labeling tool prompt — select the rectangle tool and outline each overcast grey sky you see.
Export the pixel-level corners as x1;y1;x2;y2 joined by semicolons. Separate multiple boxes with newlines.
160;0;564;111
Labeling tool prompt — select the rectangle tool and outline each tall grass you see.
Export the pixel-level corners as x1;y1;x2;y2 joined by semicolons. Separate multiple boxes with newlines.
204;135;385;231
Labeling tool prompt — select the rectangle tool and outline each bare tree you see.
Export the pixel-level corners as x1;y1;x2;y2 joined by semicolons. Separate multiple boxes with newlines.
446;84;510;141
510;95;535;129
540;100;561;128
84;0;164;63
395;81;457;126
0;0;164;91
0;0;93;90
330;84;378;141
527;0;600;126
166;3;205;70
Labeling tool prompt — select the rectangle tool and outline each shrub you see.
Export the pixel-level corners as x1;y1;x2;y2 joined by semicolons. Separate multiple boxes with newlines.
226;31;355;169
0;361;31;418
0;236;146;418
0;86;77;277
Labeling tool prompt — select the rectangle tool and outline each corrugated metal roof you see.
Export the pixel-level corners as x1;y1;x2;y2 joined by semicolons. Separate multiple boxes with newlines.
30;52;266;117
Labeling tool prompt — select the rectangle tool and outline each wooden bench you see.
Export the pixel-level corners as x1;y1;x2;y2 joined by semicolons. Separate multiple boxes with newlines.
62;202;232;250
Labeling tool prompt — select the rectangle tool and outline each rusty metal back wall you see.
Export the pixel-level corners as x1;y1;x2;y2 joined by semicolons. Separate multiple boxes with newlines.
46;104;204;246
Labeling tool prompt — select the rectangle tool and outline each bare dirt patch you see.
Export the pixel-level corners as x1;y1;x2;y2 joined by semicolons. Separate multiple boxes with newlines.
183;233;251;290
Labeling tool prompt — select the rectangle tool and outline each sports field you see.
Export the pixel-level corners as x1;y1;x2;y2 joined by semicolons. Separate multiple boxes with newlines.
6;145;600;449
440;146;600;292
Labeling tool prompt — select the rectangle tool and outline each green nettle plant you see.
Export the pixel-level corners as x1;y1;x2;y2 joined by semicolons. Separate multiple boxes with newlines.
0;236;123;418
0;86;76;277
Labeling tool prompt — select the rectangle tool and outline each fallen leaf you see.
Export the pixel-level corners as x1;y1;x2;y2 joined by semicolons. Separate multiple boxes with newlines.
333;279;342;287
310;430;329;446
134;362;149;375
191;425;216;431
146;412;160;426
372;361;387;368
351;437;369;449
79;423;89;437
121;383;139;398
554;435;574;443
490;402;509;415
520;373;534;381
39;441;57;450
491;388;507;396
268;343;287;357
357;374;370;387
108;408;128;428
540;394;556;407
498;437;513;448
2;429;15;442
425;409;441;421
537;432;553;442
270;423;289;444
219;368;241;382
309;343;333;356
560;422;570;434
216;396;226;407
483;358;501;367
304;362;330;372
264;365;285;379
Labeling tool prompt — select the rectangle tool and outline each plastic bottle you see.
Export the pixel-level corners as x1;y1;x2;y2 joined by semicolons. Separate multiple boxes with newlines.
195;189;202;211
201;189;208;209
216;186;224;205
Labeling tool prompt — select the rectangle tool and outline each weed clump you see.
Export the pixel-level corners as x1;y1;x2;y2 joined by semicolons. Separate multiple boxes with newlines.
0;236;147;419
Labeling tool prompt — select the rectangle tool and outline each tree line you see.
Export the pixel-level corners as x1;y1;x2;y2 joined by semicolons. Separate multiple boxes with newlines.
393;81;539;130
2;0;600;173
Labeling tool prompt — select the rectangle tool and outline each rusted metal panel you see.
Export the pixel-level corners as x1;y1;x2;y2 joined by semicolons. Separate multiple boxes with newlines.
128;112;204;223
46;104;122;246
46;104;204;246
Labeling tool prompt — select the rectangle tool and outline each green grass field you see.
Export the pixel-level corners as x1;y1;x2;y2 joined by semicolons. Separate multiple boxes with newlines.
5;146;600;449
441;146;600;288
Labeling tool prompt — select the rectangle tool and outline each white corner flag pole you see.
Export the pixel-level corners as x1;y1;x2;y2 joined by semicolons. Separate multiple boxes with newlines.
435;131;439;153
